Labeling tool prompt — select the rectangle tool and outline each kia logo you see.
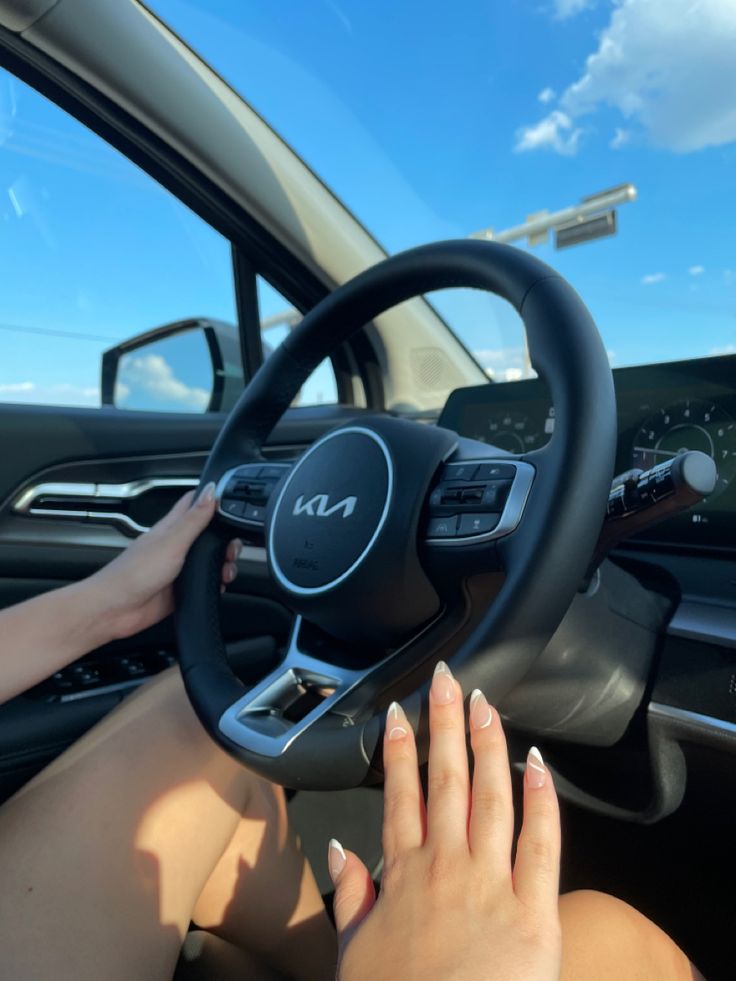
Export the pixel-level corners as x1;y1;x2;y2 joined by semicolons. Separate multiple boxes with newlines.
293;493;357;518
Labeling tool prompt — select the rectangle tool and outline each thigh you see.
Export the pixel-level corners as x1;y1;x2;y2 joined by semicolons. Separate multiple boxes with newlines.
0;668;252;981
560;890;704;981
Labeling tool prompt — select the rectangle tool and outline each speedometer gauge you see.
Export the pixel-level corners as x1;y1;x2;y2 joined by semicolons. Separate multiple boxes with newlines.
472;409;544;453
632;399;736;497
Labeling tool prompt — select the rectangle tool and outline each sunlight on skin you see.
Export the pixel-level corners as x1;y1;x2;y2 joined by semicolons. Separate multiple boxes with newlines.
134;775;245;937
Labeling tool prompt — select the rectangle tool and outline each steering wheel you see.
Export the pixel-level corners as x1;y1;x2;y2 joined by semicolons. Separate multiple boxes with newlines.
175;240;616;789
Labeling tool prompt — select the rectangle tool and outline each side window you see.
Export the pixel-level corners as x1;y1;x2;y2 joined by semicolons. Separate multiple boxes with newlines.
257;277;338;405
0;68;239;413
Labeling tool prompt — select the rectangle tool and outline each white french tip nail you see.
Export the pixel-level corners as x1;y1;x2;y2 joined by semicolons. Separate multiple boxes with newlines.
528;746;544;768
526;746;546;789
328;838;347;881
388;701;400;720
469;688;493;729
434;660;452;676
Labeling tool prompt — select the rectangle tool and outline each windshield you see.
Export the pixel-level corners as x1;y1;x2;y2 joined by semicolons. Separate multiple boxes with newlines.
150;0;736;381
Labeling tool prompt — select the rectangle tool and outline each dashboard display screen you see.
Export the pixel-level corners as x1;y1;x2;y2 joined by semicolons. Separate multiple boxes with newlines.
438;354;736;551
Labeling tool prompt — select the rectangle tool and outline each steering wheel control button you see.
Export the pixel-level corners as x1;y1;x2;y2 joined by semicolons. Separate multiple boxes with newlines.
260;465;289;479
221;499;245;518
481;481;512;509
474;462;516;480
427;515;459;538
270;427;392;592
458;513;500;536
217;462;291;527
443;462;479;481
424;460;535;546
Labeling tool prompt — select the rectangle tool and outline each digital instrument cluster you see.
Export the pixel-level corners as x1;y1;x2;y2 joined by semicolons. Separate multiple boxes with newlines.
439;354;736;551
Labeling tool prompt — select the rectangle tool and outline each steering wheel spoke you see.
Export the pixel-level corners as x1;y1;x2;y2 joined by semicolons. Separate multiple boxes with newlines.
218;616;365;757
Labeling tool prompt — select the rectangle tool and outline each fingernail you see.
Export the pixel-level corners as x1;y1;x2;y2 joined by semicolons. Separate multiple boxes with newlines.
198;481;216;505
328;838;347;883
386;701;408;741
232;538;243;555
469;689;493;729
431;660;455;705
526;746;546;789
226;564;237;583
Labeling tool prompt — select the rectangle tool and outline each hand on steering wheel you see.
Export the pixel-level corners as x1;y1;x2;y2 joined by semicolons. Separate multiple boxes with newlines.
329;661;561;981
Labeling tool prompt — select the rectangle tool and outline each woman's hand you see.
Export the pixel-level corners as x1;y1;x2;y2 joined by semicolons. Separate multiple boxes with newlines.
88;483;241;641
328;661;562;981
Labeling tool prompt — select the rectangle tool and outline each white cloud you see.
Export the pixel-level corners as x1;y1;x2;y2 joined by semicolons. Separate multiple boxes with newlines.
538;86;556;104
553;0;594;19
116;353;210;411
689;265;705;276
514;110;583;155
0;382;33;393
0;381;99;406
474;346;532;381
521;0;736;154
610;127;630;149
641;272;667;285
709;343;736;355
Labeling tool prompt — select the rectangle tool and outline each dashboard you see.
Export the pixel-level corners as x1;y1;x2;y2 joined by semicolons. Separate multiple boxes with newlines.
439;353;736;552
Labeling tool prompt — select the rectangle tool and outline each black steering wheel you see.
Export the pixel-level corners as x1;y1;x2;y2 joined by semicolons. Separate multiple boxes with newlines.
175;240;616;789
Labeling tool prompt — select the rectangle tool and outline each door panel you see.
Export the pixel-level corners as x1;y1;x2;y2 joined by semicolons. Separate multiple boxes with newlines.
0;401;367;802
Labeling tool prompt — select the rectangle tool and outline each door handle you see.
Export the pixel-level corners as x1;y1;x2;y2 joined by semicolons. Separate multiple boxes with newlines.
11;478;199;534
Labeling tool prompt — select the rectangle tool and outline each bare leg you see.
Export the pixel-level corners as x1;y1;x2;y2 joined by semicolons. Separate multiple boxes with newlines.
0;668;335;981
191;776;335;981
560;890;704;980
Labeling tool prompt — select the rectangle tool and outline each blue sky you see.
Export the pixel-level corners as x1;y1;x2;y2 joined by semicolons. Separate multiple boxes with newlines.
153;0;736;374
1;0;735;408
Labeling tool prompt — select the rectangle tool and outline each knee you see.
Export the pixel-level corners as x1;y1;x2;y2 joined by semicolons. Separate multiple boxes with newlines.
559;890;693;981
560;888;648;948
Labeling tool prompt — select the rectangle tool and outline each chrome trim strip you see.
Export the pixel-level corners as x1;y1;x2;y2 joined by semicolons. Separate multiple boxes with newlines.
649;701;736;736
427;460;535;546
239;545;267;564
56;678;146;702
667;600;736;650
14;483;97;511
13;477;199;514
268;427;394;596
13;478;199;534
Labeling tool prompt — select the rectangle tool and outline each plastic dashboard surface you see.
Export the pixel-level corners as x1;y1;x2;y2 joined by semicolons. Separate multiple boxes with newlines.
438;353;736;552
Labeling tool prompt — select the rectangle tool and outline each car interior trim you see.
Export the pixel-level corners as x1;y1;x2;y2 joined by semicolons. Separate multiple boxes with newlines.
666;600;736;650
649;701;736;737
12;477;200;514
12;478;200;535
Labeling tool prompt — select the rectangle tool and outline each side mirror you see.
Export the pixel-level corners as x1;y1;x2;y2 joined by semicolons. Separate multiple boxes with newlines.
101;318;243;413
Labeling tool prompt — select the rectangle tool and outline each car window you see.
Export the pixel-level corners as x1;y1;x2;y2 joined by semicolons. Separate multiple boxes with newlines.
257;276;338;405
0;67;239;413
154;0;736;382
